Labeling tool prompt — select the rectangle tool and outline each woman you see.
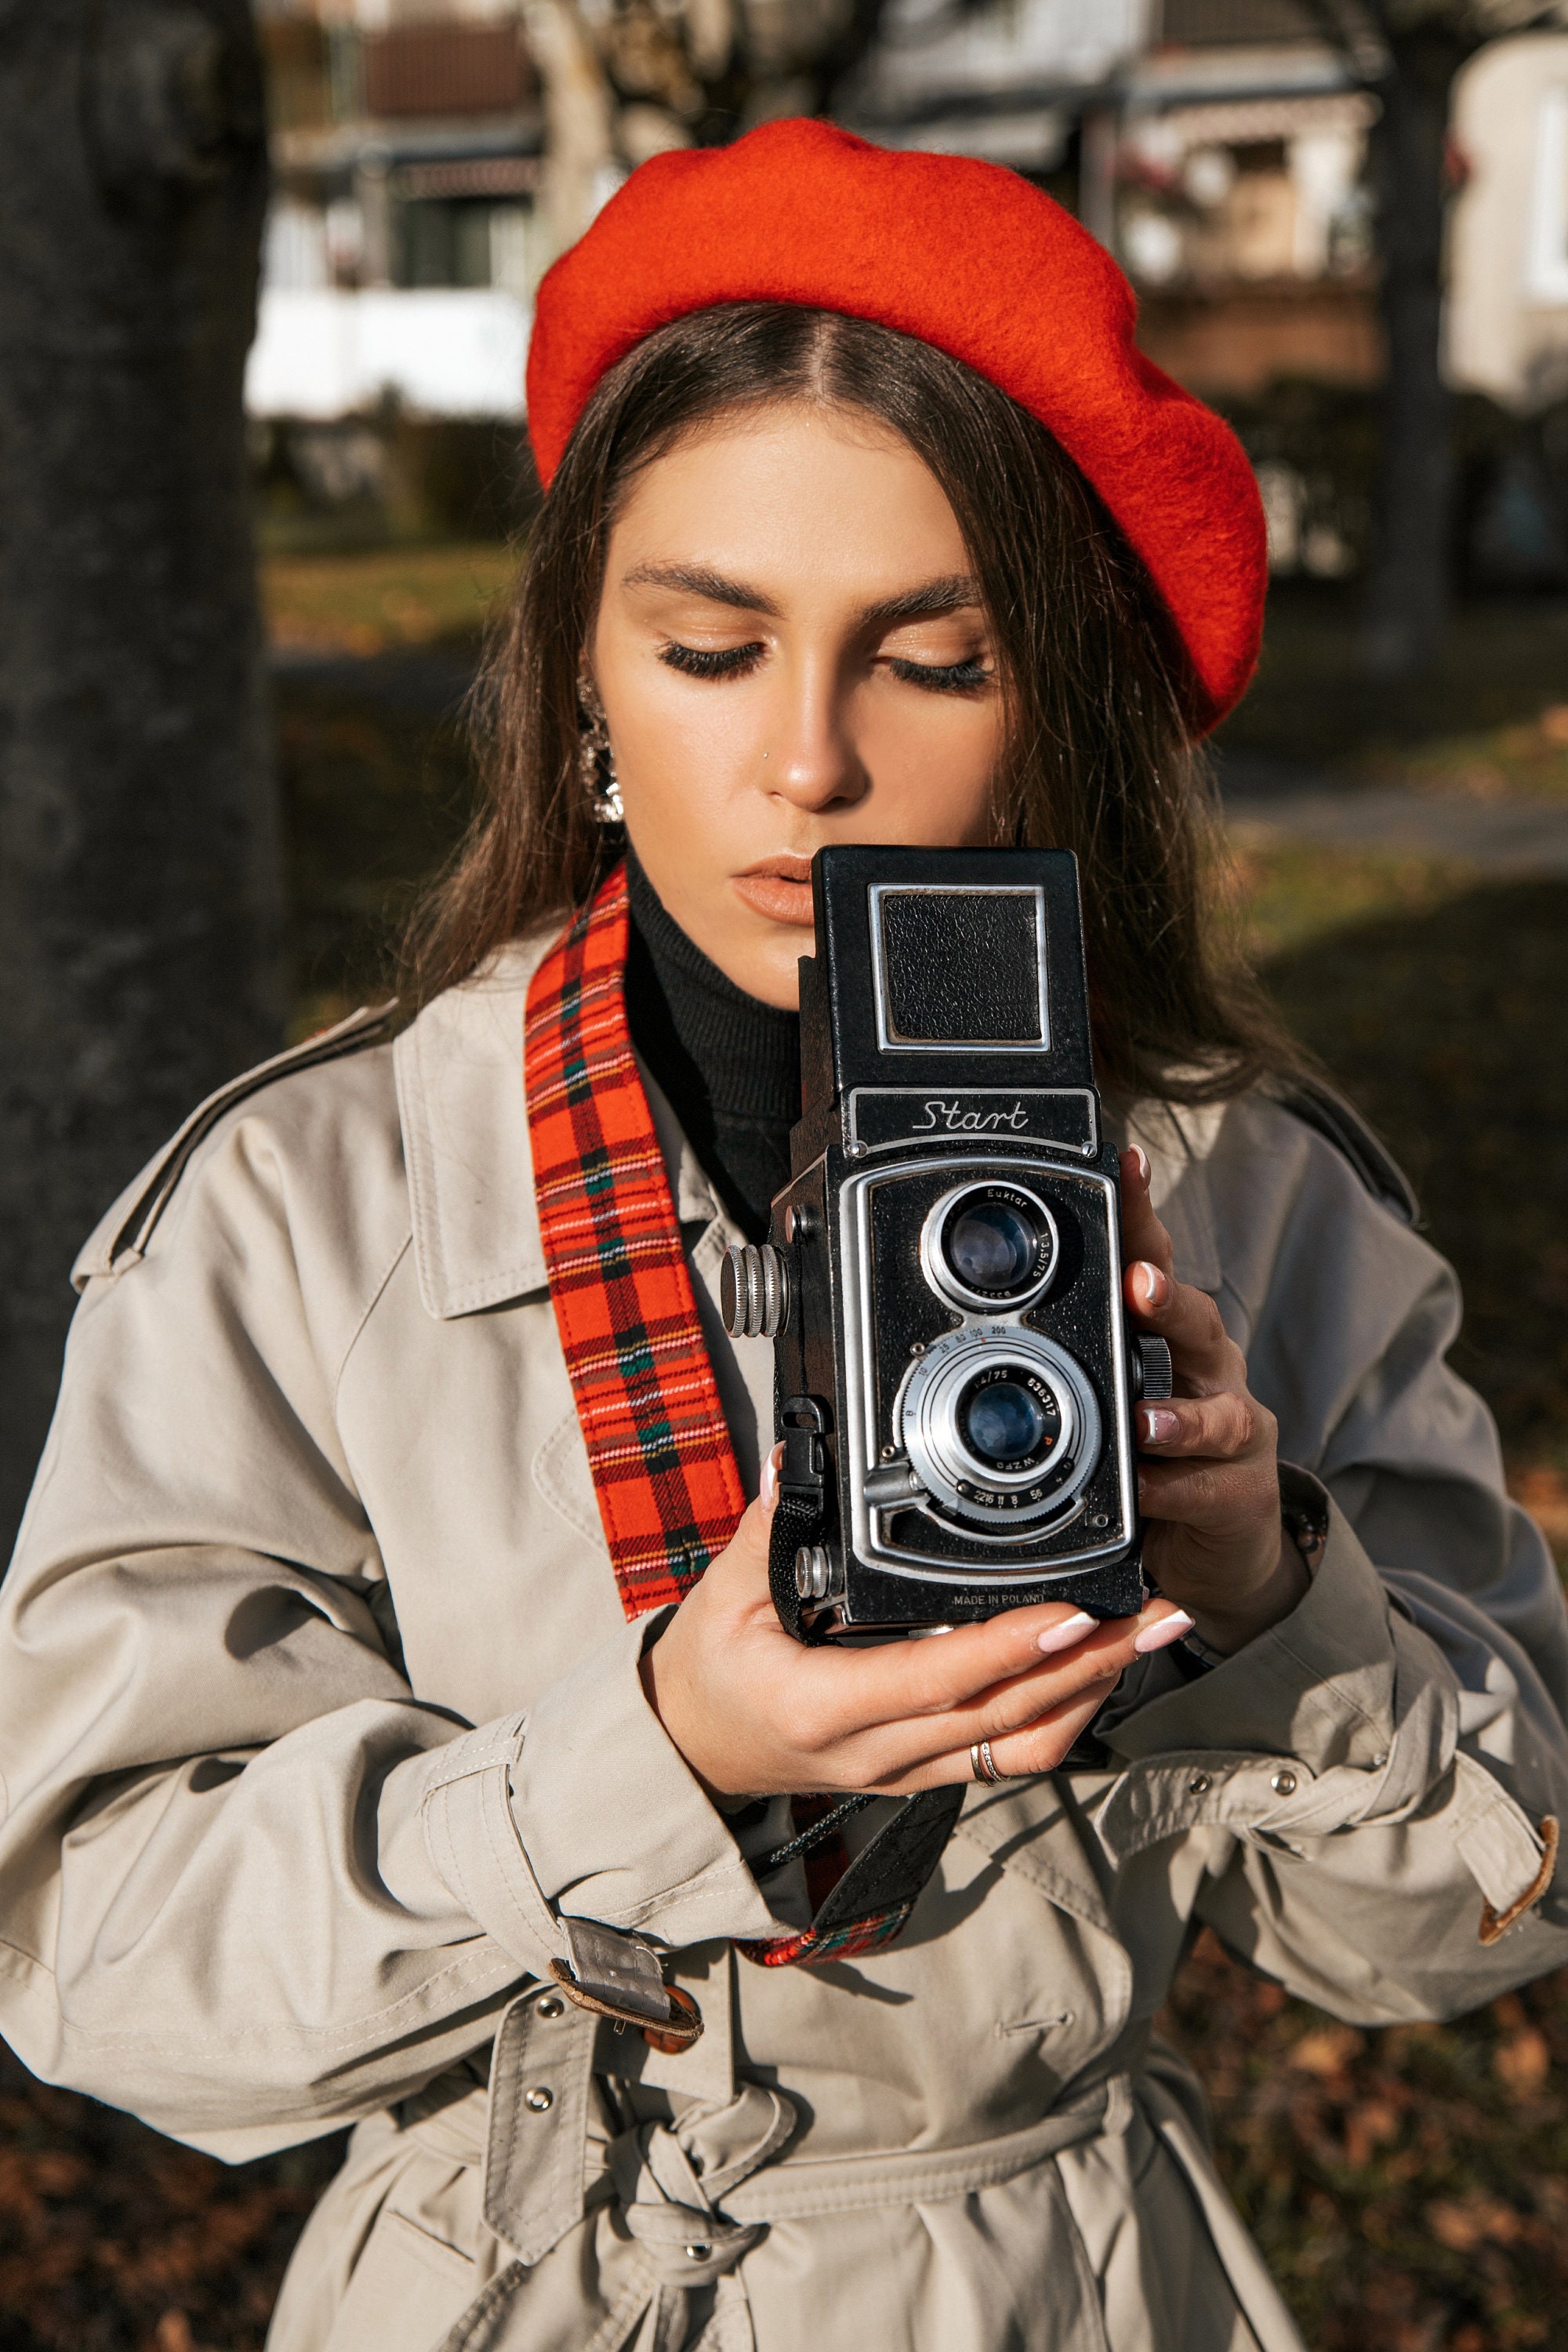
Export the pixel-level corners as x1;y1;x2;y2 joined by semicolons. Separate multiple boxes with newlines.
0;120;1563;2352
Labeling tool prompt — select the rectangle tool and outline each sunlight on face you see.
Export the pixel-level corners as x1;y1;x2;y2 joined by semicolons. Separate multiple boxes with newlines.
589;402;1006;1008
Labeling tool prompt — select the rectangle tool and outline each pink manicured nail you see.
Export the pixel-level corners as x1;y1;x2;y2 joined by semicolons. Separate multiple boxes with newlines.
1134;1261;1167;1309
1036;1610;1096;1656
760;1443;782;1512
1140;1406;1178;1445
1134;1610;1194;1655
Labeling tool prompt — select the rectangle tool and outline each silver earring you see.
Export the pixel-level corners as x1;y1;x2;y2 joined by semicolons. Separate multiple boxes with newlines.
579;706;622;826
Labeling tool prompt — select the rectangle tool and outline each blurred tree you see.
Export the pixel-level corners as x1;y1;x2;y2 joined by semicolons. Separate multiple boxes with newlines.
0;2;282;1555
1312;1;1568;676
522;0;888;264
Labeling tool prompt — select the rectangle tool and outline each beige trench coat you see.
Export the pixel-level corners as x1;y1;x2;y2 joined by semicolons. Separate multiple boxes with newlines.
1;930;1566;2352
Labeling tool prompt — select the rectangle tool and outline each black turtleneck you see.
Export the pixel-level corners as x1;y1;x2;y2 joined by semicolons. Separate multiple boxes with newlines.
624;850;801;1241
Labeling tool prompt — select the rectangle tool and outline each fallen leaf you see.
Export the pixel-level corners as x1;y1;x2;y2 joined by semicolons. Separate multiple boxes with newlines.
1510;1465;1568;1547
1288;2024;1364;2078
1427;2194;1523;2250
1345;2099;1401;2164
1494;2024;1552;2095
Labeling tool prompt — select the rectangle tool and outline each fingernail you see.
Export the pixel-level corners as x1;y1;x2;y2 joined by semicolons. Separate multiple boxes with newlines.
1139;1406;1178;1445
1134;1610;1194;1656
760;1443;782;1512
1134;1261;1167;1309
1131;1145;1150;1185
1036;1610;1096;1656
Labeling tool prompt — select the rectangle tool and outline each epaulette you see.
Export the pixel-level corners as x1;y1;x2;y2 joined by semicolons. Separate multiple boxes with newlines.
1265;1075;1420;1227
73;1001;398;1288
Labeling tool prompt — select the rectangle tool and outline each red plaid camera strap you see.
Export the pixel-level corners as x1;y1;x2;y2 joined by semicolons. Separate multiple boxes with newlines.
524;862;942;1969
524;864;746;1618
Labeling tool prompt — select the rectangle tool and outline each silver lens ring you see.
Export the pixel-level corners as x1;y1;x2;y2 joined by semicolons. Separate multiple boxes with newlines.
897;1324;1102;1530
920;1181;1058;1316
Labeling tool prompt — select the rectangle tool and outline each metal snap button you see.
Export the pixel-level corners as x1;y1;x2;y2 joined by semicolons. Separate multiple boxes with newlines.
1188;1772;1211;1795
524;2086;554;2113
684;2243;711;2262
1271;1769;1298;1796
535;1994;566;2020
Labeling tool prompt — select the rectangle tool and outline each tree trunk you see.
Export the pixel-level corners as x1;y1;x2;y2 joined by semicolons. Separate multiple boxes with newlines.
1363;24;1470;677
524;0;619;267
0;0;283;1554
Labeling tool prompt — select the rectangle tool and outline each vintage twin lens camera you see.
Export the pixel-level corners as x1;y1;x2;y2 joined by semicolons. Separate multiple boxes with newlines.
720;846;1170;1640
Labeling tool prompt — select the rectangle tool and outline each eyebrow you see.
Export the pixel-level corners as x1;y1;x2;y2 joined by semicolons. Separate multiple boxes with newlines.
618;563;985;630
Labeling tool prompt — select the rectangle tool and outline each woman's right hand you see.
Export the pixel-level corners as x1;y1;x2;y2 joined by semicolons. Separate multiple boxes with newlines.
640;1450;1194;1798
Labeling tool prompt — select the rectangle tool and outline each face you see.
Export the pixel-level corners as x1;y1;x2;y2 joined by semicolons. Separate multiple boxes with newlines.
589;402;1006;1008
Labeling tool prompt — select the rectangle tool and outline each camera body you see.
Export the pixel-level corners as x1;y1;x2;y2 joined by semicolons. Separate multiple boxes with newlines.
722;846;1165;1639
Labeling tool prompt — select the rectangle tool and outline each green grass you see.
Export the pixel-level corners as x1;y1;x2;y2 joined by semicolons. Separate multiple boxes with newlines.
262;539;516;659
279;684;479;1040
1218;586;1568;800
1229;834;1475;960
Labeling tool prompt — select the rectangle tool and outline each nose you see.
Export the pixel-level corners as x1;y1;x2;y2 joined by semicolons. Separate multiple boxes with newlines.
762;651;869;812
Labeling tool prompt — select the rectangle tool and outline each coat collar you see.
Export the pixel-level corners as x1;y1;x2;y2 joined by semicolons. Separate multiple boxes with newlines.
394;929;1226;1322
394;928;731;1322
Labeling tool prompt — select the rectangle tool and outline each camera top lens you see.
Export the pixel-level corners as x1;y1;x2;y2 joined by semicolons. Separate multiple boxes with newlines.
958;1370;1062;1471
926;1183;1056;1310
946;1201;1039;1294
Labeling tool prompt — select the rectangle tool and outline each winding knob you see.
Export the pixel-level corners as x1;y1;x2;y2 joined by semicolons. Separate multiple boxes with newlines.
1132;1334;1174;1403
720;1243;790;1339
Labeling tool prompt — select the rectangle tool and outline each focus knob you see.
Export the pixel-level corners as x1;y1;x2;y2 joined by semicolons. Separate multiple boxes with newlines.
720;1243;790;1338
1132;1334;1174;1403
794;1545;844;1603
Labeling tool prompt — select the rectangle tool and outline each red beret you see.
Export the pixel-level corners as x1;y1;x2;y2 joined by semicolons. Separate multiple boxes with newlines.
527;118;1265;734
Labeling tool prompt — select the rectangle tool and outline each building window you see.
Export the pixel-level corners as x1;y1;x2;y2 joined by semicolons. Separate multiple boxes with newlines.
390;197;540;292
265;199;331;292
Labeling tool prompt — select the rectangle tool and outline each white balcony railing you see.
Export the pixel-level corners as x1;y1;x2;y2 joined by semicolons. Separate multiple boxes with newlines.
245;287;531;420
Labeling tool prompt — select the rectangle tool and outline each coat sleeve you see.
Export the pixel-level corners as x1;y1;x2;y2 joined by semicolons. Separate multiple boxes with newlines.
0;1070;777;2159
1095;1098;1568;2023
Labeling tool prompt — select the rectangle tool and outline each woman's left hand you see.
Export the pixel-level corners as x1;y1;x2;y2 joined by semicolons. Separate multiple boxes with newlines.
1120;1145;1309;1655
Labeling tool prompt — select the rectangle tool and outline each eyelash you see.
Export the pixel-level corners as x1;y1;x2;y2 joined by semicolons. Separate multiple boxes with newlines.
659;643;763;679
888;656;993;695
657;644;993;695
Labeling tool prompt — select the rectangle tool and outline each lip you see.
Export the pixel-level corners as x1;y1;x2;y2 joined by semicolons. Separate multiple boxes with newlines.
732;854;817;927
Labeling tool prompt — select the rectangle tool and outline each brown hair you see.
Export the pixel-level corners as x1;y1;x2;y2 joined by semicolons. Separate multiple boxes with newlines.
406;303;1303;1105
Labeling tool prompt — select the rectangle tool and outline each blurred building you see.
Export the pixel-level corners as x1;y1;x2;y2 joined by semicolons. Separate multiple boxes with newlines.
1449;31;1568;415
844;0;1380;406
249;1;1568;581
250;0;541;425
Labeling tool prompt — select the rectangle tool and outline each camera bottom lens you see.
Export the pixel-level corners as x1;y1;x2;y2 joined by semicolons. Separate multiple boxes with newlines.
895;1324;1103;1535
958;1374;1060;1468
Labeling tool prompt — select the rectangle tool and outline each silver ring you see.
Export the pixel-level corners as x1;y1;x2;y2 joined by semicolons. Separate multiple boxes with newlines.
970;1739;1004;1785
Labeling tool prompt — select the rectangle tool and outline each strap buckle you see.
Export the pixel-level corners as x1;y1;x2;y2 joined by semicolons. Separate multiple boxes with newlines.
549;1922;704;2054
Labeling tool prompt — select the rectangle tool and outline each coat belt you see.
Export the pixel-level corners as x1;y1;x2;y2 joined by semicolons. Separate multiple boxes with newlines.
413;2011;1147;2352
715;2069;1135;2222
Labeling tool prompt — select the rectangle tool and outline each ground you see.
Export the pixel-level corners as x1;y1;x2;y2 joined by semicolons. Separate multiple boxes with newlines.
2;554;1566;2351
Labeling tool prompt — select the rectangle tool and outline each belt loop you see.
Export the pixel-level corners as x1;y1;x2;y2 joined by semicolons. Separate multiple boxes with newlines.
483;1984;600;2265
637;1939;735;2104
1099;2072;1135;2138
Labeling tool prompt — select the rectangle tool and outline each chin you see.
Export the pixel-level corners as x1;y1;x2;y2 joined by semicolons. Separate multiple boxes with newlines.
743;947;801;1012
